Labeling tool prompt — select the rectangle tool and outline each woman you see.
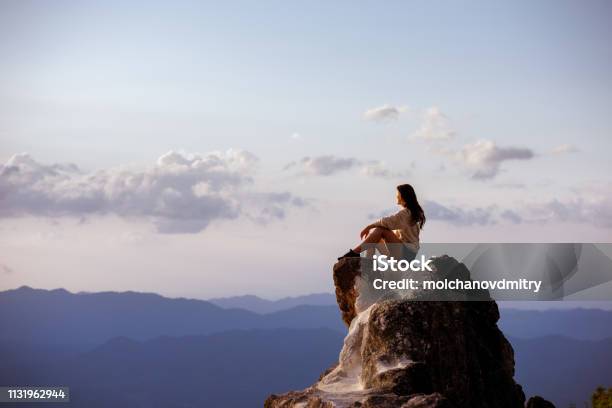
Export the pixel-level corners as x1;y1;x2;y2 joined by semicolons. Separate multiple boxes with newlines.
338;184;426;261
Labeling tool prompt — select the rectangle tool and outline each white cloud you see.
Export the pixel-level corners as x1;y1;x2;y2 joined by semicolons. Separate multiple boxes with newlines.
424;200;497;225
412;106;455;141
526;198;612;227
370;202;499;226
363;104;409;122
0;151;304;233
360;161;410;179
551;144;580;155
0;263;14;275
284;155;408;179
370;190;612;228
456;139;534;180
526;184;612;228
244;191;308;224
284;155;359;176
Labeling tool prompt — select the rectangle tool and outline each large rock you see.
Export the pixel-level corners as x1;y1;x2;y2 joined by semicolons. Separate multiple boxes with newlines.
265;256;553;408
525;396;556;408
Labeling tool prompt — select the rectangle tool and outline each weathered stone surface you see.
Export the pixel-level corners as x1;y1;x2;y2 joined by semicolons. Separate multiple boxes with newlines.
333;257;362;327
360;300;523;407
265;256;555;408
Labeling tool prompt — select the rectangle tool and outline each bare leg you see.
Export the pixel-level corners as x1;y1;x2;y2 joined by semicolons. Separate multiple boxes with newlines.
354;227;402;255
364;242;384;259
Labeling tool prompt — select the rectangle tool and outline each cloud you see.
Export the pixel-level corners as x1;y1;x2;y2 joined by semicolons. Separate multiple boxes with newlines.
424;200;497;225
525;189;612;228
360;162;411;179
290;132;302;141
500;210;523;224
284;155;360;176
370;187;612;228
551;144;580;155
492;183;526;190
456;139;534;180
245;192;309;224
363;104;409;122
407;106;534;180
284;155;408;179
369;202;497;226
0;151;304;233
0;264;14;275
412;106;455;141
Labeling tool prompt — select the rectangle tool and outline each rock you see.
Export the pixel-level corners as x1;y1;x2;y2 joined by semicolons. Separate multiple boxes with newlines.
333;257;362;327
265;255;554;408
333;255;491;328
526;396;556;408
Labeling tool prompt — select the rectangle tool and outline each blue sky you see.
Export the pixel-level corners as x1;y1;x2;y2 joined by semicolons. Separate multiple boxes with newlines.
1;0;611;298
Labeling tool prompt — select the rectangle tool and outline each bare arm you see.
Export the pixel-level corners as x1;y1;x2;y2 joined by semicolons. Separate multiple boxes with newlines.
360;223;391;239
373;211;403;230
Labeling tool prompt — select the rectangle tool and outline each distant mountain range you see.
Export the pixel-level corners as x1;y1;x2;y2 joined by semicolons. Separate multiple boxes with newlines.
499;308;612;340
511;335;612;408
0;286;345;347
1;286;611;407
1;329;609;408
208;293;336;314
2;286;612;345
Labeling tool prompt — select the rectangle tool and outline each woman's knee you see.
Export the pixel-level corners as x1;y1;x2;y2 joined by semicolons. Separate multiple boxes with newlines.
367;227;385;238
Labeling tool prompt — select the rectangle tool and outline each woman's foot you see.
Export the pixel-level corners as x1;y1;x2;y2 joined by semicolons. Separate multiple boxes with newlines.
337;249;360;260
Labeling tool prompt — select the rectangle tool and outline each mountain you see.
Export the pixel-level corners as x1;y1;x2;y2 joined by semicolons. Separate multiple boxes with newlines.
0;286;345;346
0;286;258;347
2;286;612;349
512;335;612;408
208;293;336;314
0;329;344;408
1;330;609;408
2;276;612;407
498;308;612;340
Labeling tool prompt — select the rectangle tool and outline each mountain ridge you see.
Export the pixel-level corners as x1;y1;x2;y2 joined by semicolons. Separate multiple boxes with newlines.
208;292;337;313
3;286;612;345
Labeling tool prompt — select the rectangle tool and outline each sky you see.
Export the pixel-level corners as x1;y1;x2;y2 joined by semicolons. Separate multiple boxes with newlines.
1;0;611;299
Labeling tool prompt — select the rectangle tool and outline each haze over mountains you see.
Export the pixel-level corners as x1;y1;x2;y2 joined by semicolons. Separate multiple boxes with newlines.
208;293;336;314
1;286;611;407
512;335;612;407
4;286;612;344
2;328;345;408
0;286;345;346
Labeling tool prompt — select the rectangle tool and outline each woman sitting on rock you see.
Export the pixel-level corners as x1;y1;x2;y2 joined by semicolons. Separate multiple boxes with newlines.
338;183;425;261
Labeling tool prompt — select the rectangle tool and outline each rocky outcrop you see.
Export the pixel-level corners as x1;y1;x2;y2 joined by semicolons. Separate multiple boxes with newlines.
525;396;556;408
332;255;490;328
333;257;362;327
265;256;555;408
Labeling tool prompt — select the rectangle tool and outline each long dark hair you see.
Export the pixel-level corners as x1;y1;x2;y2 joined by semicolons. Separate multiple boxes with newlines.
397;184;426;229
